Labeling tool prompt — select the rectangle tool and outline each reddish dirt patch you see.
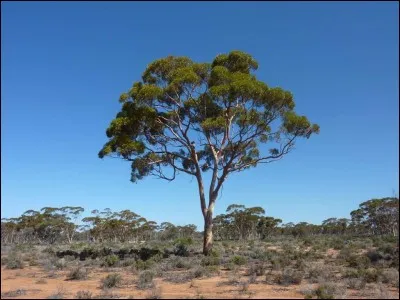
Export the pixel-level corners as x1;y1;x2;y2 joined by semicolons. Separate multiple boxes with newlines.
1;266;305;299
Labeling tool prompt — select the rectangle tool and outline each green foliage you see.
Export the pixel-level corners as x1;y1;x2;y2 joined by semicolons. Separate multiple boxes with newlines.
136;259;154;270
230;255;247;266
214;204;280;241
1;206;84;245
99;50;319;190
97;50;320;255
191;266;210;278
174;237;193;246
275;268;303;285
172;237;194;257
315;283;339;299
201;255;220;266
350;197;399;236
366;250;383;263
137;270;155;289
102;254;119;267
346;254;370;268
5;254;24;269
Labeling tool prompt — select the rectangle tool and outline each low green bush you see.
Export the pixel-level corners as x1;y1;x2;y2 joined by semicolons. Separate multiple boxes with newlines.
101;273;122;289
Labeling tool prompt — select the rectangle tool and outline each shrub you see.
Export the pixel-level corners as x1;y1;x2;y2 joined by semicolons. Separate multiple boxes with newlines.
230;255;247;266
137;270;155;289
302;237;313;247
120;258;136;267
225;272;241;286
94;291;121;299
101;273;122;289
330;238;345;250
247;263;267;276
392;248;399;269
136;259;154;270
43;246;56;255
209;249;221;258
346;278;366;290
164;271;194;283
240;281;250;293
275;268;303;286
307;264;335;283
366;250;383;263
174;244;189;257
102;255;119;267
191;266;210;278
28;258;39;266
145;286;162;299
315;282;346;299
174;237;193;246
149;253;164;263
378;243;396;255
47;286;67;299
201;256;220;266
205;265;220;275
294;258;306;271
343;267;361;277
364;267;382;283
269;253;292;270
54;258;68;270
170;256;191;269
248;273;257;284
368;283;399;299
75;290;93;299
1;289;27;298
307;265;325;283
337;247;352;260
136;247;162;261
67;267;89;280
346;255;370;268
381;268;399;288
5;255;24;269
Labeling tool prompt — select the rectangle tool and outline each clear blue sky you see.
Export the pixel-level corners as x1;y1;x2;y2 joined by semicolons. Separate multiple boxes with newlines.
1;2;398;229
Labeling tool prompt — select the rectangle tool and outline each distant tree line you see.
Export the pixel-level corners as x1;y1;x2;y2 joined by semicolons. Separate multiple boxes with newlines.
1;207;197;245
1;197;398;245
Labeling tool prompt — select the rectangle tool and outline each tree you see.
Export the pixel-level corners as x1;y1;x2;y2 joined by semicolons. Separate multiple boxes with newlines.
257;216;282;239
98;50;320;255
212;204;281;240
58;206;84;243
350;197;399;236
322;218;349;235
224;204;266;240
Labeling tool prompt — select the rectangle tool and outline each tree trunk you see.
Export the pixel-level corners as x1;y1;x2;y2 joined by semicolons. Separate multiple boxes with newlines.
203;211;213;255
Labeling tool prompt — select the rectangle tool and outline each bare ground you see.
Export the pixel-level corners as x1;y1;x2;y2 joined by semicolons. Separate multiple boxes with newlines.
1;266;305;299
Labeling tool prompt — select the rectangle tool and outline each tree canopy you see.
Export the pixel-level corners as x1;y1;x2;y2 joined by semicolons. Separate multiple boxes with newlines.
99;50;319;186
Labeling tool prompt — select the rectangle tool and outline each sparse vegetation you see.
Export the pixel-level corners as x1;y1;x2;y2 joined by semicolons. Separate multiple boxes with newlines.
0;199;398;299
47;286;67;299
5;254;24;269
137;270;156;289
66;267;89;280
1;289;27;298
101;273;122;289
75;290;93;299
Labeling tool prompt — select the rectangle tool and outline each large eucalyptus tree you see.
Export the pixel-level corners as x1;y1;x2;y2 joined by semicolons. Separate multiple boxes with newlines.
99;51;319;255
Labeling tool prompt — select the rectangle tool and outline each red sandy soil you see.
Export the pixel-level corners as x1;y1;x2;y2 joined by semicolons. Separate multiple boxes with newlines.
1;266;398;299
